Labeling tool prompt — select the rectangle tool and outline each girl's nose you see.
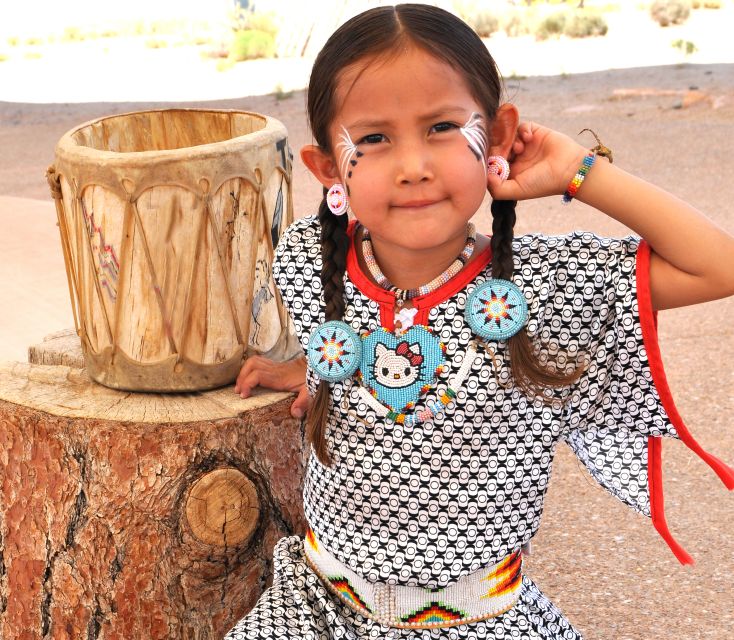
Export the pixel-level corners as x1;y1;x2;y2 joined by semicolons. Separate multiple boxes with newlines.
395;142;433;184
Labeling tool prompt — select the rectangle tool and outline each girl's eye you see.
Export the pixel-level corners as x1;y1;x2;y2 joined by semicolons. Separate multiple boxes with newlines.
431;121;458;133
359;133;386;145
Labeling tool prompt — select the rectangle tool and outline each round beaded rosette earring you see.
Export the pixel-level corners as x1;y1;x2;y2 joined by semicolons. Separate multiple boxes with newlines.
326;183;348;216
487;155;510;182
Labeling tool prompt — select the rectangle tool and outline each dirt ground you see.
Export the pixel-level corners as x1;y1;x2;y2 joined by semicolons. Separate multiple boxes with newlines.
1;56;733;639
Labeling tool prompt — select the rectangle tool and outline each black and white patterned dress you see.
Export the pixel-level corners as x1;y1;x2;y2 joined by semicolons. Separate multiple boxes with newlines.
224;216;733;639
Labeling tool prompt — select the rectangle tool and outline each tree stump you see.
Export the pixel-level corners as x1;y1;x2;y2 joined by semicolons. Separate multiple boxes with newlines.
0;330;307;640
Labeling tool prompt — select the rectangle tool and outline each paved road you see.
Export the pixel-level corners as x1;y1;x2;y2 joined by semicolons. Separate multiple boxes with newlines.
1;63;732;639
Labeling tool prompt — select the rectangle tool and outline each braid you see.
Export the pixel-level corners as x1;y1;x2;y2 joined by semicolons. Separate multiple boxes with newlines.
490;200;584;397
307;189;349;466
490;199;517;281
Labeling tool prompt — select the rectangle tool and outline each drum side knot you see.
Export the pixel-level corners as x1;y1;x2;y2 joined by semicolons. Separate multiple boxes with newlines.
46;165;63;200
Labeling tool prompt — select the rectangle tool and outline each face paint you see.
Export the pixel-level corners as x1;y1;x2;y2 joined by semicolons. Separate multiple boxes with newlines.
337;126;361;180
460;112;488;167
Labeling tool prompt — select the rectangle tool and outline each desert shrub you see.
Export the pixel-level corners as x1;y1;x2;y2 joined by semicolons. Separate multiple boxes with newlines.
246;13;278;37
671;38;698;54
535;11;566;39
230;29;275;61
650;0;691;26
564;12;608;37
145;39;168;49
465;10;500;37
61;27;88;42
502;10;534;37
230;5;278;35
227;6;278;60
216;58;235;72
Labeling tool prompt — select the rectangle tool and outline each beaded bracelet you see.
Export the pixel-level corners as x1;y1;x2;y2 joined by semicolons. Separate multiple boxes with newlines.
562;151;596;204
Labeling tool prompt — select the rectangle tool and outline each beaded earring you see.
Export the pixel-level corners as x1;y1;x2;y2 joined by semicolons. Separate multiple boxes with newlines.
326;183;348;215
487;156;510;182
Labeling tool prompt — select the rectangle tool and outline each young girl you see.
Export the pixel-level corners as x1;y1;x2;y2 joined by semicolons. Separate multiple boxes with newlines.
226;4;734;639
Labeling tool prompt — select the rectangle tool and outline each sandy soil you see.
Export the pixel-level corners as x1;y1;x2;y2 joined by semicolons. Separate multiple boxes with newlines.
1;13;733;640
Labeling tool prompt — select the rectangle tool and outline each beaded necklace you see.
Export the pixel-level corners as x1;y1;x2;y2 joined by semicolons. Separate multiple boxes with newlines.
360;223;476;306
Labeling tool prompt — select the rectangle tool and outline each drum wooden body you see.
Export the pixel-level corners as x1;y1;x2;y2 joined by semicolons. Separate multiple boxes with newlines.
47;109;295;392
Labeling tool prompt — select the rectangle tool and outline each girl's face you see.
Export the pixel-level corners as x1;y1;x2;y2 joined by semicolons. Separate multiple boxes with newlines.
328;46;490;257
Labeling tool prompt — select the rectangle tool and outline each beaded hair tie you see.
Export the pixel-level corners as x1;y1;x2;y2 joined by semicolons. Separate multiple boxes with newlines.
361;223;476;305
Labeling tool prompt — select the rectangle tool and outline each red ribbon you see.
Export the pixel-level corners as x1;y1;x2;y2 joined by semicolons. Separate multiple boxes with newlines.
396;341;423;366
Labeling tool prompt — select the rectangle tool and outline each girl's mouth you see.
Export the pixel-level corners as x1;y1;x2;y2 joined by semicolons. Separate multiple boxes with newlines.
393;199;440;209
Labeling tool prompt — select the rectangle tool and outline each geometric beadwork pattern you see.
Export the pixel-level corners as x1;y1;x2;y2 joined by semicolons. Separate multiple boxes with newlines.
328;577;371;611
303;526;523;629
400;602;466;625
465;278;528;340
307;320;362;382
224;536;584;639
224;216;686;638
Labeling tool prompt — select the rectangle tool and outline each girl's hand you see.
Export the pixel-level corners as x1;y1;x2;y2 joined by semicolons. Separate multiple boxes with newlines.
234;355;311;419
487;122;590;201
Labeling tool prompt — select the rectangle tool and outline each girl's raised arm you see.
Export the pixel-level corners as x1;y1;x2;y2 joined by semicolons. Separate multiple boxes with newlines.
576;160;734;310
488;120;734;311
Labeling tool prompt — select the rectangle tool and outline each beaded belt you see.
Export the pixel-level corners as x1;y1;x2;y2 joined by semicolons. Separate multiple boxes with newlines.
303;529;523;630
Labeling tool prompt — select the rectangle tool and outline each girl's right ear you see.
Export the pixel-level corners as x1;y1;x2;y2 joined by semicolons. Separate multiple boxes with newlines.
301;145;340;189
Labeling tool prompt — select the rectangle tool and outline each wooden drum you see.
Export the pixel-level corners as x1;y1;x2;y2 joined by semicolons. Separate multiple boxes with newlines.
46;109;295;392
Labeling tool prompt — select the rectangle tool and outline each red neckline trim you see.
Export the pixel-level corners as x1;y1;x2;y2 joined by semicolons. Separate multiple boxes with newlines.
637;240;734;565
346;220;492;312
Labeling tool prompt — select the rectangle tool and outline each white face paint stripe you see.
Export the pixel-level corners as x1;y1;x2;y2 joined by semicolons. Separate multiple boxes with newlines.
337;126;358;180
460;112;488;167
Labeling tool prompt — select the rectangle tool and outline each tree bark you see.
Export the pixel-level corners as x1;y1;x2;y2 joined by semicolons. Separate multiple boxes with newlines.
0;333;306;640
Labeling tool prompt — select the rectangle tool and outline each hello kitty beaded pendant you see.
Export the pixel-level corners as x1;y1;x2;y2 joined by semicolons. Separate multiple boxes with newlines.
359;326;446;413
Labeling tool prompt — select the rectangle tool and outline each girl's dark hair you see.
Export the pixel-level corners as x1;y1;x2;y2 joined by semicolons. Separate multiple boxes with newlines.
306;4;583;466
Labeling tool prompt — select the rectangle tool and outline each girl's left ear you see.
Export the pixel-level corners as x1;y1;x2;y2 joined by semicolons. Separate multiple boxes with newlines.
301;145;341;189
488;103;520;158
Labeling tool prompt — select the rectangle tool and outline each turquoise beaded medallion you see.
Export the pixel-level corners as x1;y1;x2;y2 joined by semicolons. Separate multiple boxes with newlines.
307;320;362;382
465;278;528;341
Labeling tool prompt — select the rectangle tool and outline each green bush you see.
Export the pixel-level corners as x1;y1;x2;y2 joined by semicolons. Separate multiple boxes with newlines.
230;29;275;61
535;11;566;40
650;0;691;26
563;12;608;37
246;13;278;37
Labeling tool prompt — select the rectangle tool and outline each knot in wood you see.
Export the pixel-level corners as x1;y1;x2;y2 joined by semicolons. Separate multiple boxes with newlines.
185;468;260;548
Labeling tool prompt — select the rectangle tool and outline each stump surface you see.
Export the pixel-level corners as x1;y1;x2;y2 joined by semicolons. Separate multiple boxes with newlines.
0;346;307;640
